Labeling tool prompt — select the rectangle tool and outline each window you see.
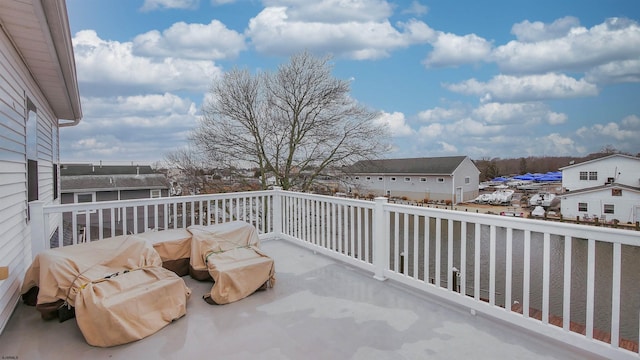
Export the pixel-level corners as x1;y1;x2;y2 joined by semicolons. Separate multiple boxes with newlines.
604;204;614;214
579;171;588;180
465;176;470;184
150;189;162;198
390;177;396;181
606;177;615;184
589;171;597;180
355;176;360;180
378;177;383;181
612;188;622;196
75;192;96;213
53;164;58;200
26;100;38;220
437;178;445;183
366;176;371;181
420;178;427;182
578;202;588;212
404;177;411;182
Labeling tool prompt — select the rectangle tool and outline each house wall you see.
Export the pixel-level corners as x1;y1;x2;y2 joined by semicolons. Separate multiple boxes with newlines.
560;188;640;223
452;157;480;203
0;28;60;333
348;157;480;203
348;174;452;201
562;156;640;192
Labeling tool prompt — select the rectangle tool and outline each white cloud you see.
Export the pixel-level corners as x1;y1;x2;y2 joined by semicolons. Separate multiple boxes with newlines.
133;20;246;60
438;141;457;153
246;5;433;59
445;73;598;102
140;0;199;11
402;1;428;16
493;17;640;74
417;123;443;138
417;107;465;122
536;133;579;156
423;32;492;68
374;111;415;137
61;94;199;162
585;59;640;84
73;30;222;96
511;16;580;42
473;102;567;125
264;0;393;23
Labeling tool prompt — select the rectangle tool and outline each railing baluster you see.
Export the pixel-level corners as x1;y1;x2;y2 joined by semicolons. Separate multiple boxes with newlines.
425;217;430;285
84;210;90;242
448;219;454;291
460;221;467;295
133;206;138;234
144;205;148;231
350;205;355;258
413;214;419;279
393;212;399;273
474;223;480;300
611;242;621;348
523;230;531;318
98;209;104;240
505;228;512;310
403;213;409;275
543;233;550;324
364;207;370;263
489;225;496;305
110;208;116;236
563;235;572;330
435;217;441;287
586;238;596;339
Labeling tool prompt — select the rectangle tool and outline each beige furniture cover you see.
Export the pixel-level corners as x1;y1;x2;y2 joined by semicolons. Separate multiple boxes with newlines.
21;235;191;347
188;222;275;304
135;228;192;276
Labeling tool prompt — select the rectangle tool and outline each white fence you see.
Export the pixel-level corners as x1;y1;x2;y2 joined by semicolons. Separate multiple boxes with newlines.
31;188;640;359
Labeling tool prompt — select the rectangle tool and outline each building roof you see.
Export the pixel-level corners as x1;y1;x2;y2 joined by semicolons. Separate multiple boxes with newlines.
61;174;169;193
560;182;640;198
347;156;470;175
559;154;640;170
0;0;81;123
61;164;156;176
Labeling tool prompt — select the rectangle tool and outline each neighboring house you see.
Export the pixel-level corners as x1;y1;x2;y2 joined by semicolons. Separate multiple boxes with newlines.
61;164;171;240
345;156;480;203
0;1;82;333
559;154;640;223
61;164;170;203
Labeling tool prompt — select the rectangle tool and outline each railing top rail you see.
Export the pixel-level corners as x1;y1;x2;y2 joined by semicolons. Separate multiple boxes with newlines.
42;190;274;213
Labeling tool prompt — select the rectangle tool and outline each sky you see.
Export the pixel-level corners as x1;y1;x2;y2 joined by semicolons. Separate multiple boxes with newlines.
61;0;640;165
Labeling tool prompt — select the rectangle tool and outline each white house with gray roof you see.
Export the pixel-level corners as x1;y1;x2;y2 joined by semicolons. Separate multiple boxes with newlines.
559;154;640;223
345;156;480;203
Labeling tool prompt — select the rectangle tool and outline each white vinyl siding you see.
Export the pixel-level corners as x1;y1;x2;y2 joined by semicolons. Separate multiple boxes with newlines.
0;27;60;334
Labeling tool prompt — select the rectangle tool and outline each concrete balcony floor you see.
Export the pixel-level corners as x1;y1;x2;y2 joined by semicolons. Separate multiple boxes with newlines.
0;239;600;359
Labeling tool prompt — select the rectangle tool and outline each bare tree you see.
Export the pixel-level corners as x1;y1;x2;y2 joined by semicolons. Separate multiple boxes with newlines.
192;51;390;191
164;146;206;195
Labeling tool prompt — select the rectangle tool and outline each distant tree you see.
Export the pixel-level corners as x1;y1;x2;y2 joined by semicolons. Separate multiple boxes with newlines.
600;144;619;154
192;51;390;191
164;146;206;195
518;157;528;174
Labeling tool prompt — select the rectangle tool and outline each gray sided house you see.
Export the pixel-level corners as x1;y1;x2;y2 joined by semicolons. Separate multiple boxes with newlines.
0;0;82;334
61;164;170;241
345;156;480;203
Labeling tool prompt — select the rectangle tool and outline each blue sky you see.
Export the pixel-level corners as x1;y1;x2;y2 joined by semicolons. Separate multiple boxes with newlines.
61;0;640;164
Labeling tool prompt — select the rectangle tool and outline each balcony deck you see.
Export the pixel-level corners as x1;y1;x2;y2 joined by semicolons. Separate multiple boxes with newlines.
0;238;598;359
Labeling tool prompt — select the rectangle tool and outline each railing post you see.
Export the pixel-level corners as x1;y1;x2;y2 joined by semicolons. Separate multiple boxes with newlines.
29;201;47;259
272;186;283;237
373;196;388;281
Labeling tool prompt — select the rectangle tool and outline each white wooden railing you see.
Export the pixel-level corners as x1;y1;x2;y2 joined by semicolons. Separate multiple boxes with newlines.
30;187;640;359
